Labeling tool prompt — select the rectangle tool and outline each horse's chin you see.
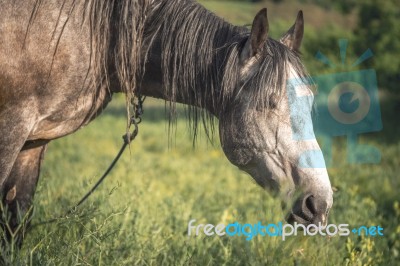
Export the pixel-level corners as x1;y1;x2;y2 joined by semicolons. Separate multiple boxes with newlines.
286;212;328;227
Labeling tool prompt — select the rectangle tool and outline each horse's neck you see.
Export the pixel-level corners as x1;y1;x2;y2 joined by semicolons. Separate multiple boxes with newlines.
137;0;245;116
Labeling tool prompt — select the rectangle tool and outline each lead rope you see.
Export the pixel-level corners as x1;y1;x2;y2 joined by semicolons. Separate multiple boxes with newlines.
31;95;145;228
67;95;145;213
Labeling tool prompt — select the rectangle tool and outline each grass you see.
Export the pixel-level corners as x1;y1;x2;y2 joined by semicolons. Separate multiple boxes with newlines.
198;0;357;31
4;94;396;265
1;1;399;265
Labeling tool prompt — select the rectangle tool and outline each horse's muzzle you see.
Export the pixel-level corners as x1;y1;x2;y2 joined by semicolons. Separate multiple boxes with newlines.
286;193;330;226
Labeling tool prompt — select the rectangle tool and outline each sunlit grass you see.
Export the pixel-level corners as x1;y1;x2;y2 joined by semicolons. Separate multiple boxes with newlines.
1;1;398;264
3;95;394;265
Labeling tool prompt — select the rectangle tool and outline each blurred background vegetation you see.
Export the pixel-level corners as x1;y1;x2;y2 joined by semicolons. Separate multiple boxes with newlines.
3;0;398;265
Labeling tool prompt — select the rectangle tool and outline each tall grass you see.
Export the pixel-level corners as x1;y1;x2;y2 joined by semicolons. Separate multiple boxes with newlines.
1;1;399;265
1;96;394;265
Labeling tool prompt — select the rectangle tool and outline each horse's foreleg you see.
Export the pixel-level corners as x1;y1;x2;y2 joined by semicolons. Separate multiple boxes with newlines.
1;144;47;246
0;105;36;186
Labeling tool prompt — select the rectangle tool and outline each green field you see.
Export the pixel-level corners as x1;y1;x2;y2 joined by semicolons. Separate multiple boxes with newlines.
2;1;400;265
13;96;397;265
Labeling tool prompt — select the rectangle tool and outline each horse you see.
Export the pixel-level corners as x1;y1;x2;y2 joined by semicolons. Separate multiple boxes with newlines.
0;0;333;244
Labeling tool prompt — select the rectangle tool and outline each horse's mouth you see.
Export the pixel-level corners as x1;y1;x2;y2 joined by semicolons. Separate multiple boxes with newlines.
286;212;328;227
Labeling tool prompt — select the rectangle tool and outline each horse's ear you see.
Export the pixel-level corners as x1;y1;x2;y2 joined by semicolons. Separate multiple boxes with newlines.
242;8;269;60
280;11;304;51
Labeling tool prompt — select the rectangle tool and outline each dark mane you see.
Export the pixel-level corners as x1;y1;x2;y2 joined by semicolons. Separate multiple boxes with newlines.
33;0;309;138
144;0;309;140
83;0;151;129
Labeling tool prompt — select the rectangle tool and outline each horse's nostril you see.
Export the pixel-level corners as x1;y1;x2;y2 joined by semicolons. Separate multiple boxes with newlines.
285;193;330;226
284;189;333;227
304;195;317;215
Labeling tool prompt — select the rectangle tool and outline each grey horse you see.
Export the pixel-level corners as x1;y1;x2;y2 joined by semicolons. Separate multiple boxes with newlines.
0;0;333;244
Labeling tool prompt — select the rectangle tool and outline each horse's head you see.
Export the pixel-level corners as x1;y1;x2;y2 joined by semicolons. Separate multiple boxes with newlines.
218;9;333;226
